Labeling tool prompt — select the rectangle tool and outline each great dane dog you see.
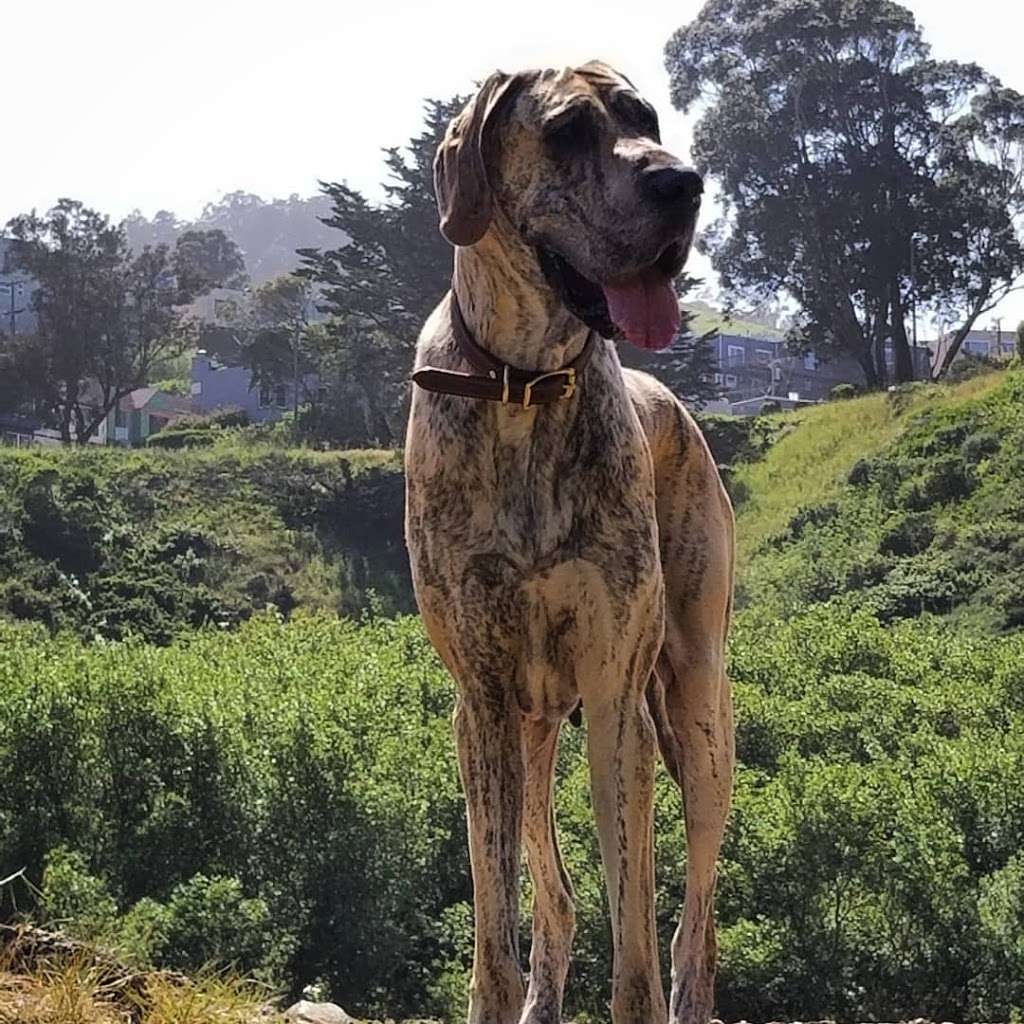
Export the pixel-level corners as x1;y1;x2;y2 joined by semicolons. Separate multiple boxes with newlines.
404;61;735;1024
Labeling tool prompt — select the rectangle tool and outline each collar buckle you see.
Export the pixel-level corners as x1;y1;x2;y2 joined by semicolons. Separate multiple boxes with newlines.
520;368;577;409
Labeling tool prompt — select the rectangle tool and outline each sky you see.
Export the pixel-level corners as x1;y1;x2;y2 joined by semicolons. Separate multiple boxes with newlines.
4;0;1023;330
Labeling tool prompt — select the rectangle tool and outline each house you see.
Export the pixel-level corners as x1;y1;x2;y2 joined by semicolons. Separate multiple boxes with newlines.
0;386;189;447
191;350;287;423
108;387;192;444
699;332;933;415
931;328;1018;374
0;237;39;336
190;345;316;424
185;287;248;327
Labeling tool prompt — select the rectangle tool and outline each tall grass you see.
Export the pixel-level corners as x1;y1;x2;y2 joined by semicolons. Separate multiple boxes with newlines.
732;370;1007;561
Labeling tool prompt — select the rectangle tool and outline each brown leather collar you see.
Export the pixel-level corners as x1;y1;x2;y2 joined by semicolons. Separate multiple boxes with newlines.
412;293;597;408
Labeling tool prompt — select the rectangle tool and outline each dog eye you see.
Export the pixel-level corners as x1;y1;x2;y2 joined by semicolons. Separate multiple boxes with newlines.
611;93;661;142
542;106;598;156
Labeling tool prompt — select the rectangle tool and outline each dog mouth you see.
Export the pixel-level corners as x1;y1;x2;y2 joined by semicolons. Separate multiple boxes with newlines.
536;240;687;351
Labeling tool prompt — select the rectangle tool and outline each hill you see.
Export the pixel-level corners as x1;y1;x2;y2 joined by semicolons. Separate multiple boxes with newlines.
732;369;1024;632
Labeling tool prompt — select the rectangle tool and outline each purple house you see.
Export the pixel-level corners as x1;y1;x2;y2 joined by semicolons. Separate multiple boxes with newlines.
702;332;933;414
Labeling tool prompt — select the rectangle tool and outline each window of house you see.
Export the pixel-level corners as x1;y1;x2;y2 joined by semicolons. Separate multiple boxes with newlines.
213;298;238;322
804;352;818;371
725;374;738;388
275;383;288;409
727;345;745;366
773;365;783;382
114;405;127;428
259;383;272;408
756;348;772;364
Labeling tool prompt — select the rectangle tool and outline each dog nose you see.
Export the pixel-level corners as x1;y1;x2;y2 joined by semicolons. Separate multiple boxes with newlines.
644;165;703;206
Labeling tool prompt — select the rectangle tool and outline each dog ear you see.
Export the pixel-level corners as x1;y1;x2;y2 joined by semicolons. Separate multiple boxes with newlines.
434;71;527;247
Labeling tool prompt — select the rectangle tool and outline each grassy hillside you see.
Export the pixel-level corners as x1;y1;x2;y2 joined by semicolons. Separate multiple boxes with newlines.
734;368;1024;632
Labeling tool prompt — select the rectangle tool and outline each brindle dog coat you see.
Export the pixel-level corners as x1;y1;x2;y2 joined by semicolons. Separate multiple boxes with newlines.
404;61;735;1024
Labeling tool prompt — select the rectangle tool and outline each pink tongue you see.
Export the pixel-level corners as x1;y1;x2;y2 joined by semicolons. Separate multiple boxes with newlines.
601;269;680;351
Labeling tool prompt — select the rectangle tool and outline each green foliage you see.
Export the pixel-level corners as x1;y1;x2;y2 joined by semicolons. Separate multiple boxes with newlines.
0;444;410;640
161;407;250;432
4;367;1024;1021
146;874;290;981
697;413;784;468
741;370;1024;631
146;428;218;449
0;613;465;1015
5;606;1024;1019
124;192;340;285
666;0;1024;387
1;199;191;443
40;846;119;938
172;228;247;299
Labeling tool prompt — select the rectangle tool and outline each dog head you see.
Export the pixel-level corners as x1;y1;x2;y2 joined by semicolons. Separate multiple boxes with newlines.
434;61;701;350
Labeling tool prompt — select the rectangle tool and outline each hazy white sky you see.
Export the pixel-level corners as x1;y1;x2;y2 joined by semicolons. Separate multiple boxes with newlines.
4;0;1023;328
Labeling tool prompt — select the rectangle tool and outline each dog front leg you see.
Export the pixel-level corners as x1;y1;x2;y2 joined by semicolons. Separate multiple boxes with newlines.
455;689;527;1024
585;690;667;1024
521;715;575;1024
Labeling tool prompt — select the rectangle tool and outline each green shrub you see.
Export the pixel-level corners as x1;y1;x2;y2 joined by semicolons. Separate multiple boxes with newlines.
0;445;411;639
830;382;857;400
697;414;778;467
149;874;290;980
40;845;119;939
161;407;250;432
5;608;1024;1020
146;428;218;449
879;511;935;557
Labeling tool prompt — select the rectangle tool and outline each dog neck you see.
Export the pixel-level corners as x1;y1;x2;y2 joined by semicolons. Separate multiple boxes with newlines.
452;224;591;374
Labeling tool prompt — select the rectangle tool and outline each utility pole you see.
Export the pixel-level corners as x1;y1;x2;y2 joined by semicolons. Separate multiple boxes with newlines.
993;317;1003;359
291;288;310;442
909;234;918;374
292;316;300;440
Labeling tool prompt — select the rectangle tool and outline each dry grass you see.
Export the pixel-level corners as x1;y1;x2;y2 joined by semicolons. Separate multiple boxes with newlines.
0;927;285;1024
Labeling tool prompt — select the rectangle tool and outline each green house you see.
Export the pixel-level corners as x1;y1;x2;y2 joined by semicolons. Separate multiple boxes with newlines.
109;387;192;445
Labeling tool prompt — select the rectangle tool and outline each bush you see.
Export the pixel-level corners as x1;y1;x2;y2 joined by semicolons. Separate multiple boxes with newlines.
146;428;217;449
0;613;465;1018
161;407;250;432
6;609;1024;1020
830;382;857;400
149;874;290;980
0;446;411;639
40;846;119;939
697;413;778;467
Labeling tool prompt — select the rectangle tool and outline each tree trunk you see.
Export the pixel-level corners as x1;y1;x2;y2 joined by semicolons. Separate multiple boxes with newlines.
59;381;75;444
890;283;915;382
936;290;992;378
857;350;880;389
871;294;890;388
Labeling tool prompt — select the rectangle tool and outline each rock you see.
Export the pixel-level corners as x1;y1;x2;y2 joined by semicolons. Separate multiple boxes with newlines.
284;1001;358;1024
